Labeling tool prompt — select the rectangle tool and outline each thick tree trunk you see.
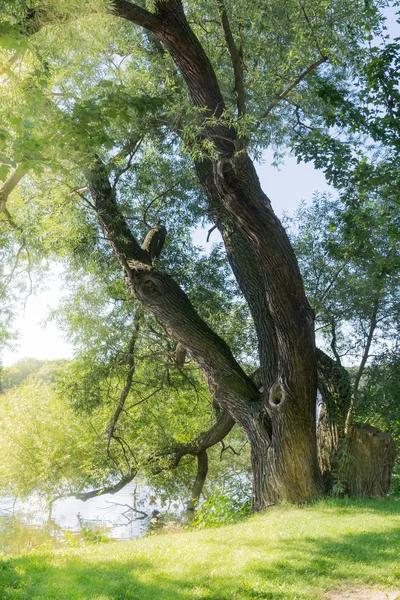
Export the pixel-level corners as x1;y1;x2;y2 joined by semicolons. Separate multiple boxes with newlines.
197;159;322;507
247;401;321;508
107;0;323;507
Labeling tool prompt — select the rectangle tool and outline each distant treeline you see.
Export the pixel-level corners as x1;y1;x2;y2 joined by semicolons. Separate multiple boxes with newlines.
1;358;66;391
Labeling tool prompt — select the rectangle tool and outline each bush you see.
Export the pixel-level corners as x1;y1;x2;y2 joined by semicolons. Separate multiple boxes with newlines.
191;483;251;528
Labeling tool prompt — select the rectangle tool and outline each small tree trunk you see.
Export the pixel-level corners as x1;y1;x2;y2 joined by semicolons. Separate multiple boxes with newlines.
341;425;396;497
317;399;339;491
186;450;208;515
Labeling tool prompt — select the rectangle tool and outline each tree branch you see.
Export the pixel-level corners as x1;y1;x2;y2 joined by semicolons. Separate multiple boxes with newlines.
85;156;262;428
186;450;208;512
256;56;329;125
112;137;143;189
71;409;234;502
152;408;235;474
73;471;137;501
0;166;27;227
106;308;143;444
330;318;342;365
215;0;246;117
110;0;162;32
142;185;177;228
345;296;380;432
86;157;152;268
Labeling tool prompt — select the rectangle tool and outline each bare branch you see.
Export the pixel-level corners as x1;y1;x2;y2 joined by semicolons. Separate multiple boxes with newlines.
142;185;178;228
256;56;329;125
215;0;246;117
103;500;148;521
112;138;143;189
106;308;143;443
206;225;217;243
124;387;163;412
73;471;137;501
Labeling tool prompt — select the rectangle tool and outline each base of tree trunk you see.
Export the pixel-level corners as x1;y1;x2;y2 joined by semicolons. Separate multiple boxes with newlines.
338;425;396;497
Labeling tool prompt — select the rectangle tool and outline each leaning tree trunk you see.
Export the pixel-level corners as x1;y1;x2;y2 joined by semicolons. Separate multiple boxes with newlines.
197;156;322;507
109;0;324;508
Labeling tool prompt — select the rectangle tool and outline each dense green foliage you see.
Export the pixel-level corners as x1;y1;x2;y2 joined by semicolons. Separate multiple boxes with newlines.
0;357;251;503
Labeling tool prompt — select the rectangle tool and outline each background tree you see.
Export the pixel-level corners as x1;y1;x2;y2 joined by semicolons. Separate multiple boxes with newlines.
287;193;398;495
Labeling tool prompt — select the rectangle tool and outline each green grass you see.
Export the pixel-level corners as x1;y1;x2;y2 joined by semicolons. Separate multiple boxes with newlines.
0;498;399;600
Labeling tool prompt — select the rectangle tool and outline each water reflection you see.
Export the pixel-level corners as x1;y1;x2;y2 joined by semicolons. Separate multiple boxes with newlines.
0;481;177;554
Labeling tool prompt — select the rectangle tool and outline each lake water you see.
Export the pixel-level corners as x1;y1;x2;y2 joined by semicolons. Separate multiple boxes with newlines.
0;481;181;554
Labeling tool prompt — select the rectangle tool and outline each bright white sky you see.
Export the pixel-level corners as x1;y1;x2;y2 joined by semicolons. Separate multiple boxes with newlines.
2;152;333;367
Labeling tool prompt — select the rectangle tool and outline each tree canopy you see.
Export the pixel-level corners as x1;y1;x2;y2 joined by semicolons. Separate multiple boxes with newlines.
0;0;398;509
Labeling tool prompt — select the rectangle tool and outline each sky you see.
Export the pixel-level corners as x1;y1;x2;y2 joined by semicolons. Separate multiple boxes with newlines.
2;152;333;367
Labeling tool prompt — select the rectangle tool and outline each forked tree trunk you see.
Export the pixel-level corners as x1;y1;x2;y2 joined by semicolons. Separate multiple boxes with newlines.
105;0;324;508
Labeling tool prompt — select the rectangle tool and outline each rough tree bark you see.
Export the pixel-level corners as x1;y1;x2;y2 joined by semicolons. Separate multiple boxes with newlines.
94;0;324;508
342;425;396;497
316;348;351;490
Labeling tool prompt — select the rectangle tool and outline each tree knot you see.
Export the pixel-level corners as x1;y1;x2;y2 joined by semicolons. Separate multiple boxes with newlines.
269;382;285;407
142;225;167;263
215;157;236;183
138;274;162;298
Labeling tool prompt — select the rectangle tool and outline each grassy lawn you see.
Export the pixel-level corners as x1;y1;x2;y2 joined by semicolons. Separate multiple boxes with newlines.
0;498;399;600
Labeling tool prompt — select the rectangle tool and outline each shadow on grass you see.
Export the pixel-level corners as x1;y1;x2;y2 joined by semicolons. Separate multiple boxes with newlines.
207;520;400;599
245;527;400;599
0;551;251;600
0;553;206;600
309;497;400;517
0;548;313;600
1;506;399;600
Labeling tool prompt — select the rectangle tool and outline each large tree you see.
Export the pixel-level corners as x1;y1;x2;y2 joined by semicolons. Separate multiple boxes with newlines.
0;0;388;509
